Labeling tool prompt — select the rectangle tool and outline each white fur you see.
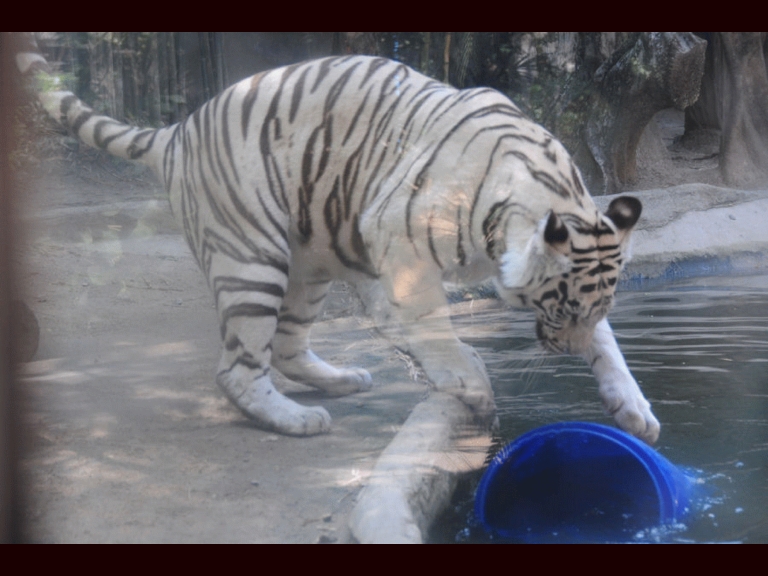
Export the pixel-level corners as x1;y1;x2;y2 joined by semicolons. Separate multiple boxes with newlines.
500;215;572;289
581;318;660;444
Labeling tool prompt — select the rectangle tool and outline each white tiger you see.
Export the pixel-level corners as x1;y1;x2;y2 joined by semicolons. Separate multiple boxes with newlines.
17;34;660;443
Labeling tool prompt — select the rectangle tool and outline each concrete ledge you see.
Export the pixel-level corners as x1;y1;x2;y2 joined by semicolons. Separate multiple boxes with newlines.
348;393;491;543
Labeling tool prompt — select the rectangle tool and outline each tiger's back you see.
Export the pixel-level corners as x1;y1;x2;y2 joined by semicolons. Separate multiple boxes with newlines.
164;57;590;271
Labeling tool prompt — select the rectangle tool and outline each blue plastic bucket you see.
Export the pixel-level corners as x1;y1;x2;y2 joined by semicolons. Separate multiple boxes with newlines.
474;422;696;542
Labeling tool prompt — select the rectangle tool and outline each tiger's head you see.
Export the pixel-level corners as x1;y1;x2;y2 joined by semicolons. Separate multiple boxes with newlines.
497;196;641;356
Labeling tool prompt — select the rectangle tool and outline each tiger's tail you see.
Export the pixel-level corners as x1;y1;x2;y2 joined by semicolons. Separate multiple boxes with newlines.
15;33;168;168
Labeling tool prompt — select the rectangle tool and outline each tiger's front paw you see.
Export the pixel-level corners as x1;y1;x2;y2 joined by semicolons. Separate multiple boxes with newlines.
602;386;660;445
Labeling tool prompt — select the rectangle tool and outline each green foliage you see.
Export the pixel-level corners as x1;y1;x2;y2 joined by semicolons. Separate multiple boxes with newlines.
34;70;76;93
35;33;621;154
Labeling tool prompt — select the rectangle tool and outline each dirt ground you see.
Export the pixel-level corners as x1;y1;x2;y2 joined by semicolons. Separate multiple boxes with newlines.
14;158;439;543
12;108;725;543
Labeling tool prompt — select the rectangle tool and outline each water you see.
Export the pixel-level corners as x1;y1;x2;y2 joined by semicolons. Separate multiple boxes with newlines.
432;274;768;543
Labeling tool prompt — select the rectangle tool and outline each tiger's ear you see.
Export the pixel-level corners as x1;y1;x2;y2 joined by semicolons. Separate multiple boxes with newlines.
605;196;642;238
542;211;570;252
500;211;572;289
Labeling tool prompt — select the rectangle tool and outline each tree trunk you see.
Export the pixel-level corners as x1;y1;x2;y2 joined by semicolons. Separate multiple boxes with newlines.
714;33;768;188
420;32;431;75
165;32;185;122
443;33;451;82
455;32;474;88
89;33;123;119
122;33;139;121
198;32;221;102
147;33;161;125
684;33;719;131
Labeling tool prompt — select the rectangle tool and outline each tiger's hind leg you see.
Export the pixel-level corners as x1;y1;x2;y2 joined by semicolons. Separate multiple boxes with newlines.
214;263;332;436
272;278;372;396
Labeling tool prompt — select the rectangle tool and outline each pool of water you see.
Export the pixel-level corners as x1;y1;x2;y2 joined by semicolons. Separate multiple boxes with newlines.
431;274;768;543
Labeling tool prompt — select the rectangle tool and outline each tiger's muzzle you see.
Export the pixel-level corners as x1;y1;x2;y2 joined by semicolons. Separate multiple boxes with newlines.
536;317;600;356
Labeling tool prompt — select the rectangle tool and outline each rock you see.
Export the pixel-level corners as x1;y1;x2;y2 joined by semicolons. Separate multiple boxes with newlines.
582;33;707;194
